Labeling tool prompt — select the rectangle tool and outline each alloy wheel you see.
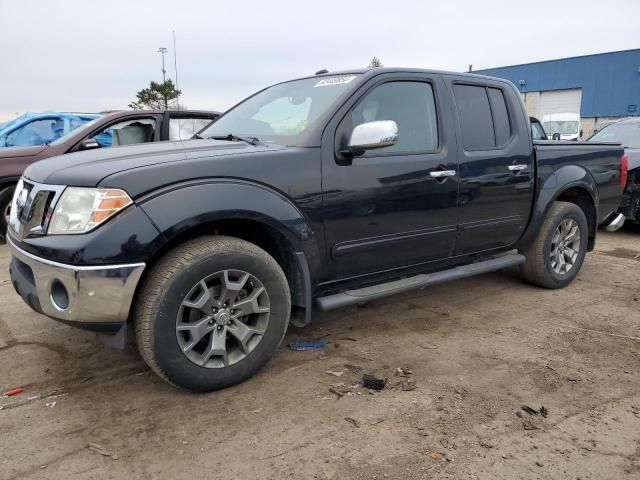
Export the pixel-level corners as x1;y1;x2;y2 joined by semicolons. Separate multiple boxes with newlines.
550;218;581;275
176;269;270;368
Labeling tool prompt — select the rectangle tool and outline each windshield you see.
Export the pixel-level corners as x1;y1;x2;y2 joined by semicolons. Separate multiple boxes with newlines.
50;118;101;145
544;121;579;135
199;75;360;146
589;121;640;149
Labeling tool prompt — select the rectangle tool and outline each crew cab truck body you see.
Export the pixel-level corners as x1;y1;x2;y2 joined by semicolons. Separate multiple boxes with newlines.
7;69;626;391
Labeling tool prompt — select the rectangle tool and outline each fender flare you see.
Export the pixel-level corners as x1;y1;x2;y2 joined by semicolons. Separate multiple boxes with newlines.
137;178;321;298
517;164;598;249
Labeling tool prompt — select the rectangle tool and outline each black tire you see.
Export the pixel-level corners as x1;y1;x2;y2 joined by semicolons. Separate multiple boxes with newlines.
134;236;291;391
520;201;588;289
0;186;15;243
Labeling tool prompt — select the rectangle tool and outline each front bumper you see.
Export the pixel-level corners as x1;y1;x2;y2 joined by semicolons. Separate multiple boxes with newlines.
8;236;145;329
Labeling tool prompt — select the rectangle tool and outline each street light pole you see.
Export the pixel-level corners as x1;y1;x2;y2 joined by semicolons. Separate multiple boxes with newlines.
158;47;168;83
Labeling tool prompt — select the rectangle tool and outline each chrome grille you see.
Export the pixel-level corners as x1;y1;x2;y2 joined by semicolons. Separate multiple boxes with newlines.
9;179;65;240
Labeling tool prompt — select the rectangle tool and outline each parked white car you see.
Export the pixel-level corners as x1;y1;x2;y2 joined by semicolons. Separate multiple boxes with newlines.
542;113;581;141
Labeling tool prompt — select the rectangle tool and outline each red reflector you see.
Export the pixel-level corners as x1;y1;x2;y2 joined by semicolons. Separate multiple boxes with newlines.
621;153;628;191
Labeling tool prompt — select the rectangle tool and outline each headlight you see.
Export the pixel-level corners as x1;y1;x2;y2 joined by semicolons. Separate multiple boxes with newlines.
48;187;132;235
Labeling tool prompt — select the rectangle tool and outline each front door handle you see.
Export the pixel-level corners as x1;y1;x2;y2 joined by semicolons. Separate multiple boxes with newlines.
430;170;456;178
508;164;528;172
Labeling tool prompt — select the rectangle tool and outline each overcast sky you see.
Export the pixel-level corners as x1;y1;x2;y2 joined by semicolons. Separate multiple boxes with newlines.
1;0;638;121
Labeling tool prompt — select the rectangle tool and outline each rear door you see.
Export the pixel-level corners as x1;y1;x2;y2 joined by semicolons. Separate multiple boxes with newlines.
448;77;534;254
321;73;459;279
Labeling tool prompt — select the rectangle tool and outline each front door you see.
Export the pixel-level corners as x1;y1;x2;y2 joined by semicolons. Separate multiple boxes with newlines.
448;79;534;254
321;75;459;280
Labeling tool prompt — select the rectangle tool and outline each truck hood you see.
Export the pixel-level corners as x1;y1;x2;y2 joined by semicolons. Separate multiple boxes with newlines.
23;139;283;188
0;144;48;158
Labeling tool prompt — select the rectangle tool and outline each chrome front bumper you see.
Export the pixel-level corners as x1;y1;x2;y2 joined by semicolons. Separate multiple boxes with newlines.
8;236;145;325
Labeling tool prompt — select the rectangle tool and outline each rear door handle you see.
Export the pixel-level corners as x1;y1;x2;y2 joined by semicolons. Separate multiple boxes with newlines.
508;164;528;172
430;170;456;178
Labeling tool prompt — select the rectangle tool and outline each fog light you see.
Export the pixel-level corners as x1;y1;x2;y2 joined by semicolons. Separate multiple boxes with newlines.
50;280;69;310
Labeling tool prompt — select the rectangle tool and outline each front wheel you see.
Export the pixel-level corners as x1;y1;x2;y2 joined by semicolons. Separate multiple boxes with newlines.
134;236;291;391
520;201;588;289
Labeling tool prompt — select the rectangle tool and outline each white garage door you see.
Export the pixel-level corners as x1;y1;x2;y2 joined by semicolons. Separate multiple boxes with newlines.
538;88;582;118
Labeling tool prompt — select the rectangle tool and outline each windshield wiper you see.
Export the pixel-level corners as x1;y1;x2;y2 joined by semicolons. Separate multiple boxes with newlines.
209;134;261;146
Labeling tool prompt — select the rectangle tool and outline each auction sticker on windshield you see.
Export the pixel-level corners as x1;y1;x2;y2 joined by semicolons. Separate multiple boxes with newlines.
314;75;357;87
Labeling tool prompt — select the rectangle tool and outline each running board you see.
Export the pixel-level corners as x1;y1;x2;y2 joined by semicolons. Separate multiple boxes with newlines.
315;253;525;311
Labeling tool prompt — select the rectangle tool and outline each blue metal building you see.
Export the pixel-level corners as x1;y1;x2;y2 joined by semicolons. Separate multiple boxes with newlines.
474;49;640;136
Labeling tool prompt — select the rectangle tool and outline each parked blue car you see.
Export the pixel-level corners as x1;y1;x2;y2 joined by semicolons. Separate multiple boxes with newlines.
0;112;101;148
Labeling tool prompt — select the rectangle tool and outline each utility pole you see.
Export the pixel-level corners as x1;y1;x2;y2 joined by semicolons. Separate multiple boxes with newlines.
158;47;168;83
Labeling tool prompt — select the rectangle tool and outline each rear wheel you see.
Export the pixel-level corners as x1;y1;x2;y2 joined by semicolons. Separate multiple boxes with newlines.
134;236;291;391
520;201;588;289
0;186;15;242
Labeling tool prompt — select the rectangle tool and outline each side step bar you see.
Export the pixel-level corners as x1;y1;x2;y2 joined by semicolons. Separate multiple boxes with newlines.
315;253;525;311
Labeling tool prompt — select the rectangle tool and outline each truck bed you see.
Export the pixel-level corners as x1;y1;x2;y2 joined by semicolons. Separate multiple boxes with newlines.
534;141;623;225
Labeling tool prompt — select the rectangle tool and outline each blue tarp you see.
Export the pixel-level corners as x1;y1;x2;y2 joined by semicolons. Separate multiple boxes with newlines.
0;112;101;148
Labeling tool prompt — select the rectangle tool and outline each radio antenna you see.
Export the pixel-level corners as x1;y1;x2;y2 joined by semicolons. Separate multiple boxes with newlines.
173;29;180;110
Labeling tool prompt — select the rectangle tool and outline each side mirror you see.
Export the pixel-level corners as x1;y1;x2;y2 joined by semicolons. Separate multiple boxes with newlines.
79;138;101;150
343;120;398;156
552;133;561;141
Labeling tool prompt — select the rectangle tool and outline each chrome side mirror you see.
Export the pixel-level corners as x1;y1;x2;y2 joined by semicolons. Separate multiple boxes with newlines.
79;138;101;150
346;120;398;156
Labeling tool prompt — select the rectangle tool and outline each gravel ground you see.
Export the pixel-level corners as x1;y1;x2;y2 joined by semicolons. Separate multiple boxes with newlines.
1;229;639;480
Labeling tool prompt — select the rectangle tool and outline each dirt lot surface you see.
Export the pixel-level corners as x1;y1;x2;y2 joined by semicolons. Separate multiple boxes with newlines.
1;229;639;480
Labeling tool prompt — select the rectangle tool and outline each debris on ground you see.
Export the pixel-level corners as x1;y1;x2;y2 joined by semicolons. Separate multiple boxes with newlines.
288;340;327;351
422;448;442;461
370;418;385;425
522;405;538;416
45;401;56;408
395;367;413;377
401;379;417;391
3;387;23;397
479;439;494;449
329;383;359;398
345;417;360;428
522;420;539;431
325;370;344;377
515;411;524;418
454;386;466;395
88;442;112;456
362;374;386;391
344;364;362;373
540;406;548;418
417;342;439;350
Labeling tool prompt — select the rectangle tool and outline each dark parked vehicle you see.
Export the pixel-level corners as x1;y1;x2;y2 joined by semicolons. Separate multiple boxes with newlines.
0;109;220;240
588;117;639;223
7;68;626;391
530;117;548;140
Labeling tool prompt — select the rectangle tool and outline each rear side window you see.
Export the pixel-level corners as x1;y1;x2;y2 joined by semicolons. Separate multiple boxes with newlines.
453;84;513;150
453;84;495;149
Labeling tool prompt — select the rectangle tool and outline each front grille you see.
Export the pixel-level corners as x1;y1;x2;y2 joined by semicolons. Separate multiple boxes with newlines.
11;180;65;240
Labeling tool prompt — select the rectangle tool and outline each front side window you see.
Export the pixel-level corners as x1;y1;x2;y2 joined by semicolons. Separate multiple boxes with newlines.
349;81;439;154
89;118;156;147
169;117;214;140
589;121;640;148
5;118;60;147
199;75;359;146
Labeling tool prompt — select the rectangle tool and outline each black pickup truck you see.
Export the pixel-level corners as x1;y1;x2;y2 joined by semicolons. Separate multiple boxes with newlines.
7;68;626;391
